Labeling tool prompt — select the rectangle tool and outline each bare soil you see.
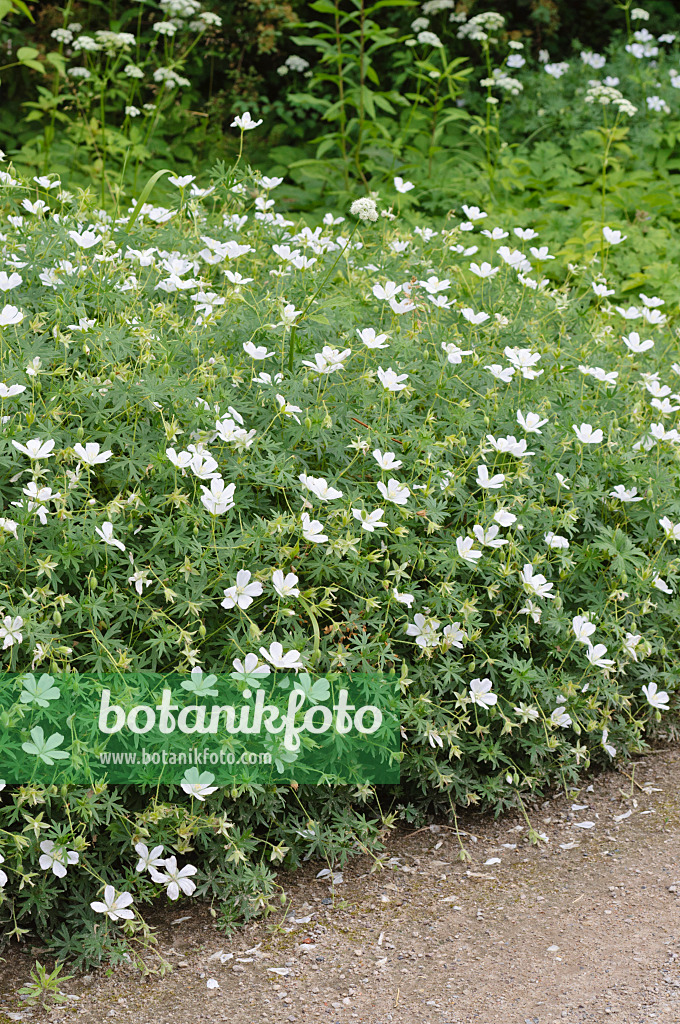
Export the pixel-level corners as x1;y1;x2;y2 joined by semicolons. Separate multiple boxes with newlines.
2;749;680;1024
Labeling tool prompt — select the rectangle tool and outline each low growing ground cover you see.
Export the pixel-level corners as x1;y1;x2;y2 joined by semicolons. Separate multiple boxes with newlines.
0;125;678;964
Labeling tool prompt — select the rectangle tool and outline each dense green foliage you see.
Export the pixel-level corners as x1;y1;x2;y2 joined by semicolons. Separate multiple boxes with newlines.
0;0;680;971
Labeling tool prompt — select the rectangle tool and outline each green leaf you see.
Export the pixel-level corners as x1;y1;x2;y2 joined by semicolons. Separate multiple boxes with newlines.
125;168;174;233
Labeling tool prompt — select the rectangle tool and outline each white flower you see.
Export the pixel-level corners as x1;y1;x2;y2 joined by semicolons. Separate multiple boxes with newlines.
74;442;113;466
521;564;554;600
377;366;409;392
615;304;642;320
443;622;466;649
0;853;6;887
168;175;196;188
472;524;507;548
406;613;441;649
372;281;401;301
95;521;125;552
572;423;603;444
517;410;548;434
485;435;534;457
623;632;642;661
504;347;542;379
469;677;497;709
476;465;505;490
357;327;389;349
572;615;596;644
151;856;198;899
259;641;304;671
0;518;18;538
200;477;236;516
456;536;482;563
603;226;627;245
647;95;670;114
189;451;220;480
12;438;55;460
461;204;487;221
0;272;22;291
642;681;670;710
180;768;218;802
231;111;263;131
622;331;654;354
0;383;26;399
441;342;473;364
602;728;617;757
352;508;387;532
372;449;402;471
377;479;409;506
350;197;378;222
39;840;79;878
243;341;273;359
166;448;192;471
660;516;680;541
417;29;442;46
221;570;263;610
272;569;300;598
485;364;515;383
68;229;100;249
460;307;490;325
469;261;499;279
128;570;152;596
653;574;673;595
276;394;303;424
298;474;343;501
394;177;415;193
586;643;614;669
301;512;328;543
609;485;642;502
494;508;517;527
519;600;542;623
393;589;414;607
135;843;166;873
231;653;270;680
90;885;135;921
302;346;351;375
545;532;569;549
550;707;572;728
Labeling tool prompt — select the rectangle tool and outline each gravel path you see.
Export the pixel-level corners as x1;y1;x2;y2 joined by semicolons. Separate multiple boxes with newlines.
2;749;680;1024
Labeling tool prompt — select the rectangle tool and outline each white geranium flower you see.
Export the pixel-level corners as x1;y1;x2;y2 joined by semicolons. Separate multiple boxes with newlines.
221;570;263;610
469;677;497;709
90;885;135;921
259;641;304;671
39;840;79;878
74;442;113;466
150;856;198;899
642;681;669;710
95;521;125;552
265;566;298;601
521;564;554;599
377;479;409;506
